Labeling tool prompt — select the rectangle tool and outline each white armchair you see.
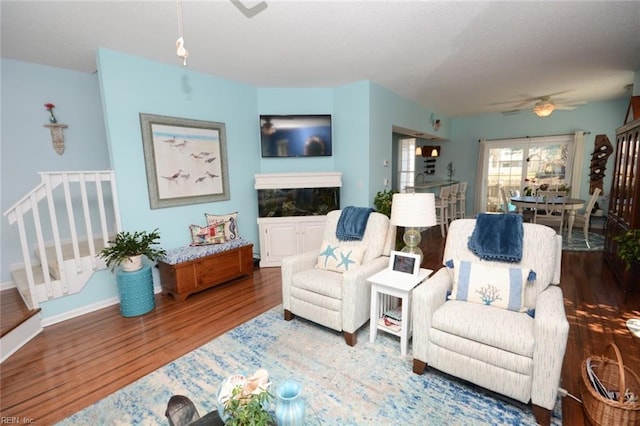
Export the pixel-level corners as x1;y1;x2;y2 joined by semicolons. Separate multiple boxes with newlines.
281;210;396;346
412;219;569;426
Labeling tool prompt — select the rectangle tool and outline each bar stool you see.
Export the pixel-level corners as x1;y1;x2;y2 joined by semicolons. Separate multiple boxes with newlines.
434;185;450;237
448;183;459;223
456;182;467;219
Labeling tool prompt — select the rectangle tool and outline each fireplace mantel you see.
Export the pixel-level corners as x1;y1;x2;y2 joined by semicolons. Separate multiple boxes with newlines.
254;172;342;190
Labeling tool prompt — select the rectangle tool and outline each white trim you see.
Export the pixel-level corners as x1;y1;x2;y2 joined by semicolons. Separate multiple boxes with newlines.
41;285;164;327
0;280;16;291
41;296;119;327
254;172;342;189
1;313;42;363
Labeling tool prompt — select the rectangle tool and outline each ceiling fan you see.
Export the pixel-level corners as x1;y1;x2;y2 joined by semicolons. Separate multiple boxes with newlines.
495;92;586;117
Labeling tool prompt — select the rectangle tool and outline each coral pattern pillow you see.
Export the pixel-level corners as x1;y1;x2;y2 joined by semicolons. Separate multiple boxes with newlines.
190;222;225;246
445;259;532;313
316;242;365;273
205;212;239;241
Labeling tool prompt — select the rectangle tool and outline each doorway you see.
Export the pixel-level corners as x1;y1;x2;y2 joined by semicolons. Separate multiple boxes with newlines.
478;135;574;212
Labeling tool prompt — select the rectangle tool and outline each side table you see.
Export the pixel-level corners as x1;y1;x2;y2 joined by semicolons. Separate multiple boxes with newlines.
115;262;155;317
368;268;432;356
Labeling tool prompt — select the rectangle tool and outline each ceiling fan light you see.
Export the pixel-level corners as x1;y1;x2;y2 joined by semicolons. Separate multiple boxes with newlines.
534;102;555;117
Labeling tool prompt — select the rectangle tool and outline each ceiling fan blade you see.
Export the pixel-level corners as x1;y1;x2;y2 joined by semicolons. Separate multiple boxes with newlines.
501;109;525;116
491;90;574;108
553;101;586;111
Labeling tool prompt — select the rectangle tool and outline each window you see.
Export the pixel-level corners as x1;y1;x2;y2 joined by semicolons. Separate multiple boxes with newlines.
479;135;574;212
397;138;416;192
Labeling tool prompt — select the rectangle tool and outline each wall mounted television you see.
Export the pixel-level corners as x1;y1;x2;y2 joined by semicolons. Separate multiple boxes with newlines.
260;114;332;158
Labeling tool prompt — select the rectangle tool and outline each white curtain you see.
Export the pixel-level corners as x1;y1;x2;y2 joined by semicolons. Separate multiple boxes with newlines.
473;138;487;215
570;131;584;198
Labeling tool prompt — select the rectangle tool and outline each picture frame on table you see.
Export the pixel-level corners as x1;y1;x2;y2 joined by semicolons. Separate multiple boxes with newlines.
140;113;230;209
388;251;420;277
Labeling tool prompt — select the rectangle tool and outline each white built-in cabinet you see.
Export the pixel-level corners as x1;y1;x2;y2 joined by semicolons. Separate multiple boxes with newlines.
257;216;327;267
254;172;342;268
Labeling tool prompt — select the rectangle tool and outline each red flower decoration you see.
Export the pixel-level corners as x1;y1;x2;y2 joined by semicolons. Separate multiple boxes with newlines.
44;103;57;123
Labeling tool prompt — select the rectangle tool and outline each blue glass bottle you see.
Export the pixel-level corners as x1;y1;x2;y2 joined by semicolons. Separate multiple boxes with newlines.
275;380;305;426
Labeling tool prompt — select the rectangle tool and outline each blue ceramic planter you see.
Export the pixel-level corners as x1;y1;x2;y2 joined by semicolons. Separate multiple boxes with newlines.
115;262;154;317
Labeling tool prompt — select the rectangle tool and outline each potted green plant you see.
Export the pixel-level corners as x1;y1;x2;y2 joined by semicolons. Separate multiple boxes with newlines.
224;386;274;426
374;189;396;218
614;229;640;270
99;228;166;272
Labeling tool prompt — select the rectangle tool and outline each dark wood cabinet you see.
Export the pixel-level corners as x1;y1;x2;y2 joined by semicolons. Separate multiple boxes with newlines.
604;113;640;296
158;244;254;301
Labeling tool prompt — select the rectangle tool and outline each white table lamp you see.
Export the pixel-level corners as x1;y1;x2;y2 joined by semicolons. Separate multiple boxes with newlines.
389;193;437;262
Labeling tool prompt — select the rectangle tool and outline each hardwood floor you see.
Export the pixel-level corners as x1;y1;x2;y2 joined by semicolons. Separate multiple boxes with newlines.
1;228;638;425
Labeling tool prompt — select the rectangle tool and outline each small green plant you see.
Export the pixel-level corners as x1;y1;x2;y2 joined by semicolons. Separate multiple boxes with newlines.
224;386;274;426
99;228;166;271
374;189;396;217
614;229;640;270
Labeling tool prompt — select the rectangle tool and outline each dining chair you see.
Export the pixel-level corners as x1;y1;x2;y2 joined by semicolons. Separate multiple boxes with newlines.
533;190;568;234
456;182;467;219
570;188;601;248
448;183;459;223
500;187;511;213
434;185;450;237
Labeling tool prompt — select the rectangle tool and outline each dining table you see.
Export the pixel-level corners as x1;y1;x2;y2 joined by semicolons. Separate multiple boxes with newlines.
510;195;586;239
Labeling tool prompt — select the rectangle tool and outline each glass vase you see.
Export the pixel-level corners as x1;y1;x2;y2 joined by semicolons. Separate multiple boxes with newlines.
275;380;305;426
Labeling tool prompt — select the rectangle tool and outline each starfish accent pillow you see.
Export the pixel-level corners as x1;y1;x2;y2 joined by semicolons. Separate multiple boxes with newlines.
316;241;365;273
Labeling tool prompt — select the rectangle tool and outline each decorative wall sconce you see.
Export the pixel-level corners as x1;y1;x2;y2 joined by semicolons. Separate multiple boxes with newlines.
43;102;67;155
430;113;441;131
45;123;68;155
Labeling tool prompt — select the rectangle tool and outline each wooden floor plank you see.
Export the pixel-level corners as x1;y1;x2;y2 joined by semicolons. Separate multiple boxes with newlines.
1;228;639;425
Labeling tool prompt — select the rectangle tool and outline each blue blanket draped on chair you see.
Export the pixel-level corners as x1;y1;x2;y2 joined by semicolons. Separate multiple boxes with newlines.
468;213;523;262
336;206;375;241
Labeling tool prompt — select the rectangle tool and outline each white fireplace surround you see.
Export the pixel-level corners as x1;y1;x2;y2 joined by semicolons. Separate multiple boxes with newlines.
254;172;342;190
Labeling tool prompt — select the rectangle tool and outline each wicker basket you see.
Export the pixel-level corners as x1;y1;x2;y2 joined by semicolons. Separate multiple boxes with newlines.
580;343;640;426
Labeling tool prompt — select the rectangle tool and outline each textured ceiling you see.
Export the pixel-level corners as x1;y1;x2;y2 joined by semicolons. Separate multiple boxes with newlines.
2;1;639;117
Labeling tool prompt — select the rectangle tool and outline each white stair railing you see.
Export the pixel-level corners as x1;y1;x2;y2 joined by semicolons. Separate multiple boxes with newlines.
3;171;121;308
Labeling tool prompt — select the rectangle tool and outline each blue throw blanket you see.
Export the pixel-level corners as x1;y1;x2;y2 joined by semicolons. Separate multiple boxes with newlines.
336;206;375;241
468;213;523;263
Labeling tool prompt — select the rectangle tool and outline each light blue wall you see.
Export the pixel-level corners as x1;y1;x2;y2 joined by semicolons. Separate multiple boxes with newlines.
450;98;629;216
333;81;371;207
369;82;448;202
97;49;260;251
0;59;110;285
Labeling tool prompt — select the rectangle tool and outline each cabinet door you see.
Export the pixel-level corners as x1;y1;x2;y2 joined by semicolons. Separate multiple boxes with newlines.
300;221;326;252
263;222;299;264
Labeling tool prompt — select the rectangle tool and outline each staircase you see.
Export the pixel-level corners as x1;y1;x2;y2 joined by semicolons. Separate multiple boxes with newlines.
1;171;121;362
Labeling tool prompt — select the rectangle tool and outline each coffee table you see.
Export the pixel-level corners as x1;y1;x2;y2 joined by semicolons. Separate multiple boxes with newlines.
368;268;432;356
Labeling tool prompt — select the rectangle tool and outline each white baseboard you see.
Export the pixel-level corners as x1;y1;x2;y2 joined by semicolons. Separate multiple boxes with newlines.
1;313;42;363
0;280;16;291
41;297;120;327
41;287;164;327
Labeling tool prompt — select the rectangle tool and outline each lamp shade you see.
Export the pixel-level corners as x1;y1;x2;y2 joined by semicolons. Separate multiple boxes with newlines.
390;193;437;228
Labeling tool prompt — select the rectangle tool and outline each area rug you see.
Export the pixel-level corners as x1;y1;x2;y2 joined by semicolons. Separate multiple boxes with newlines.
58;307;562;425
561;229;604;251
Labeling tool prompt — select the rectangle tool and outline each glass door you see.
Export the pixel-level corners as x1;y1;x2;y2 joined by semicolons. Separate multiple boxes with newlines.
478;135;573;212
